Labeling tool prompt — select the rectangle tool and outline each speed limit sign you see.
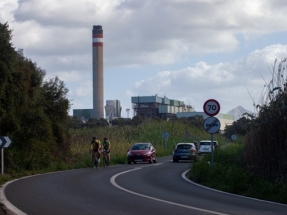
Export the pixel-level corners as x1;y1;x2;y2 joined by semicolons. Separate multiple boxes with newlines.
203;99;220;116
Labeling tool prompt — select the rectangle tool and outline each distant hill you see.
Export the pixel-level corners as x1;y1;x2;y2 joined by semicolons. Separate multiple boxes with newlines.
227;106;254;121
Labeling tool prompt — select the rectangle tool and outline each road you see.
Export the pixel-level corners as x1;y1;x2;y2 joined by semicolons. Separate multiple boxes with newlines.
1;156;287;215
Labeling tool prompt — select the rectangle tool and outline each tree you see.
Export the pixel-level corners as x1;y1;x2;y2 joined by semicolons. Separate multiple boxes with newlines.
0;22;71;171
224;117;251;139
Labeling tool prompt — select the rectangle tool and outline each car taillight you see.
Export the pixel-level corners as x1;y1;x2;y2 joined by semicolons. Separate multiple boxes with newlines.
174;149;178;152
190;148;196;153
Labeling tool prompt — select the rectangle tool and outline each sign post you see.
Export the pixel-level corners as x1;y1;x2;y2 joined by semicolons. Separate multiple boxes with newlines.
203;99;220;168
162;131;169;150
0;136;12;175
185;130;190;142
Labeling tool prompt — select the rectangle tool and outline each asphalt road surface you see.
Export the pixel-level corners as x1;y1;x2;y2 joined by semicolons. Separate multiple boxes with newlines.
1;156;287;215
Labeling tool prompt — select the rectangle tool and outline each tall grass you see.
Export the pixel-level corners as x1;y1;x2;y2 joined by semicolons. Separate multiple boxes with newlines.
190;142;287;204
69;120;222;166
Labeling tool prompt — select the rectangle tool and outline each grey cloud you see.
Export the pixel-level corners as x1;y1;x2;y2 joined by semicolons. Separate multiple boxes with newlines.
9;0;287;68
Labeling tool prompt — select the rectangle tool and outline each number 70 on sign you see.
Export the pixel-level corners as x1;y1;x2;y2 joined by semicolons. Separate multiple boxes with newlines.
203;99;220;116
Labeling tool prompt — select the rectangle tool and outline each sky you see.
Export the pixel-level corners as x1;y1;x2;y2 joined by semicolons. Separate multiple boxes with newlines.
1;0;287;118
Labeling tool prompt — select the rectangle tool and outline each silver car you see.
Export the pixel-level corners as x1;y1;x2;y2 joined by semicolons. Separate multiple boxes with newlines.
172;143;198;162
197;140;218;155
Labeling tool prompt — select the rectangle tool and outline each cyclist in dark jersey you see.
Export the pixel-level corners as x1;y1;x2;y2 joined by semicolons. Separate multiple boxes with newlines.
90;136;101;169
102;137;111;166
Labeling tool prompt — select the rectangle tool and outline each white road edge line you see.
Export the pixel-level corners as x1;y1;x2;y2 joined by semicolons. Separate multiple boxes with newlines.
0;179;28;215
0;170;68;215
110;164;229;215
182;169;287;207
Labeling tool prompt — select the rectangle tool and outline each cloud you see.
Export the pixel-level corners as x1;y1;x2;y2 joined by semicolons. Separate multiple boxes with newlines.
0;0;18;23
3;0;287;116
7;0;287;68
129;44;287;113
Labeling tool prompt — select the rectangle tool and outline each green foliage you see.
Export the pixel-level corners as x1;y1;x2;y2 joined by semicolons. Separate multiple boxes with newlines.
85;118;109;127
68;119;224;168
223;117;252;139
190;143;287;203
110;118;132;126
68;116;84;129
189;57;287;204
244;59;287;183
0;22;71;172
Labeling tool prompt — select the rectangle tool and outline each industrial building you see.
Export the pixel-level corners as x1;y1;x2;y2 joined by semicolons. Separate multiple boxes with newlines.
72;25;234;131
131;95;194;119
105;100;122;120
131;95;234;130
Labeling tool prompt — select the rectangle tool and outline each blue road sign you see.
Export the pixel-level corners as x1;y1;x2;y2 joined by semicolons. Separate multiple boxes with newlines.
162;131;169;139
203;117;221;134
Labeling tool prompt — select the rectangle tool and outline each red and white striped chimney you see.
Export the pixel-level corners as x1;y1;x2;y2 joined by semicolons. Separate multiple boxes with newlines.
92;25;104;119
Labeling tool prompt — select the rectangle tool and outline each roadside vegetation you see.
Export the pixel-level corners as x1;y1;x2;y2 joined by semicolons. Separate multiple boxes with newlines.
0;22;71;181
1;22;287;205
190;57;287;204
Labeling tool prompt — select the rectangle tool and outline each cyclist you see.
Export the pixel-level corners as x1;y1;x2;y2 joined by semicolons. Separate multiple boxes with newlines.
102;137;111;166
90;136;101;169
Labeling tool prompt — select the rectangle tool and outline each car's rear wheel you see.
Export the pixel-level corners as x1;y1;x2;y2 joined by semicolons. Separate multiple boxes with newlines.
134;161;137;164
128;161;131;164
173;159;178;162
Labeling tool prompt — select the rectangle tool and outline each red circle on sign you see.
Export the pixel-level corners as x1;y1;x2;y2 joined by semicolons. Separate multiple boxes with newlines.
203;99;220;116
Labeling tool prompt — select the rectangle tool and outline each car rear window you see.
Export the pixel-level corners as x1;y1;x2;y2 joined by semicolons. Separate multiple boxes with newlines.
200;142;211;146
131;144;149;150
177;144;192;149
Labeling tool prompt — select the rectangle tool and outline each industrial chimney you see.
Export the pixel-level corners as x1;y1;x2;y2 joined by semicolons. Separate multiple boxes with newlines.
92;25;104;119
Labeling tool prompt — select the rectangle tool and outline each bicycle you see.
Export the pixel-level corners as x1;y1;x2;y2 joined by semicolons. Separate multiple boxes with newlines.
92;151;100;169
102;149;110;167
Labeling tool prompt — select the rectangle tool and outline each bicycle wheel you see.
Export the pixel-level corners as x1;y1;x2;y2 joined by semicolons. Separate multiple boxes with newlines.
94;159;98;168
92;156;95;169
93;153;98;169
103;155;108;167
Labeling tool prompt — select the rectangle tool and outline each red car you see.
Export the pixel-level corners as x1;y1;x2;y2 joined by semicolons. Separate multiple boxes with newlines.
127;143;157;164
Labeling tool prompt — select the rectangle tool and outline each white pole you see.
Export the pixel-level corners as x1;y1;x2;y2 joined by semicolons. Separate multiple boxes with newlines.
1;148;4;175
211;133;214;168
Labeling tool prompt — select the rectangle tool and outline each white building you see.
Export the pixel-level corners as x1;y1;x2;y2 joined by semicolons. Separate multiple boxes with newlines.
105;100;122;120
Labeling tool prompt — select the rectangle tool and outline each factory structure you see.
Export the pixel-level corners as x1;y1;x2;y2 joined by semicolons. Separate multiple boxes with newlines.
73;100;122;122
92;25;104;119
72;25;234;130
131;95;194;119
105;100;122;120
131;95;233;130
73;25;122;121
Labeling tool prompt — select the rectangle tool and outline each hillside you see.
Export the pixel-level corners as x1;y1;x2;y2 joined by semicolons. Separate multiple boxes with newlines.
227;106;254;121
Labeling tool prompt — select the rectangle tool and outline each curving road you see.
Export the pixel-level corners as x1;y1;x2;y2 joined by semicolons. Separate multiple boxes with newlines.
1;156;287;215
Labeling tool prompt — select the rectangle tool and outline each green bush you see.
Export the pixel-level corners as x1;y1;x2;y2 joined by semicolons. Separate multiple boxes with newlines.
190;142;287;204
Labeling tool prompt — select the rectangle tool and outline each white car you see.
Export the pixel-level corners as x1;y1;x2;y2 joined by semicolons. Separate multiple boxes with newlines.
197;140;218;155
